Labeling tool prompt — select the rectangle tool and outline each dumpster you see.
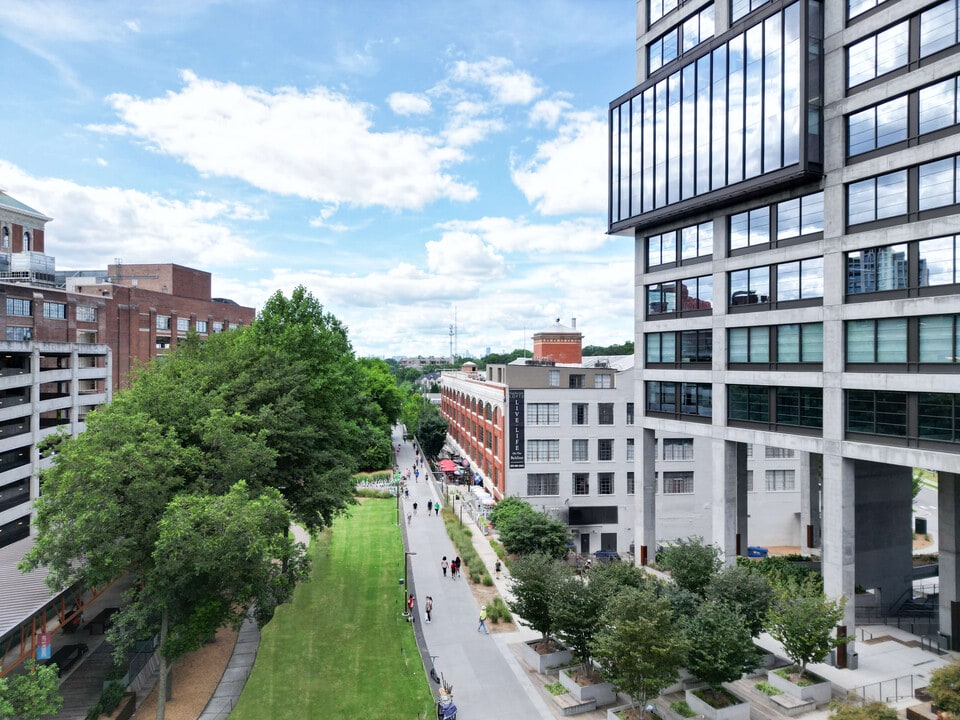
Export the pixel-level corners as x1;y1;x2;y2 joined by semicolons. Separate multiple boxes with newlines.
915;517;928;535
747;546;768;558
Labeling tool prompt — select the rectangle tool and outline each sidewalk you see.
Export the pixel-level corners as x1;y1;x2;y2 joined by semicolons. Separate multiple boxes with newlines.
395;428;555;720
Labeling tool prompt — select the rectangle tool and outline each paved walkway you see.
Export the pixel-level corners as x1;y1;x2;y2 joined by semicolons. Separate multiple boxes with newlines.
395;427;556;720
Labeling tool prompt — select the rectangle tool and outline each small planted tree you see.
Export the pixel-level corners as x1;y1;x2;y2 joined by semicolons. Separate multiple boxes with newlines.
508;554;570;651
592;584;688;718
551;572;607;679
928;662;960;717
656;537;722;596
707;565;775;638
766;576;848;678
686;600;759;706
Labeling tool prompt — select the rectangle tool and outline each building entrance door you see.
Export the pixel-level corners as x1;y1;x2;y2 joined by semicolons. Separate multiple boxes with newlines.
600;532;617;551
580;533;590;555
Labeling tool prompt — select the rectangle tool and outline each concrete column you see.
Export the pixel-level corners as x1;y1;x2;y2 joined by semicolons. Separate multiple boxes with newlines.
712;439;739;565
821;453;856;648
939;472;960;648
638;428;657;566
800;452;822;555
736;442;748;555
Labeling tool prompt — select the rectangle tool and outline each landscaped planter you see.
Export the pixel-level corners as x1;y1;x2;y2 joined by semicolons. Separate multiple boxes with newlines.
608;702;657;720
767;668;832;705
559;666;617;706
685;688;750;720
520;638;573;674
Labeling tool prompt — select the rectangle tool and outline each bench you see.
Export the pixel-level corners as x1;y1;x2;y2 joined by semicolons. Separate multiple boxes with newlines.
551;692;597;716
47;643;88;676
88;607;119;635
770;692;817;717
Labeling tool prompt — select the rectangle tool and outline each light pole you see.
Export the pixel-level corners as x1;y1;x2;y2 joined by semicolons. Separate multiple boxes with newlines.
402;551;417;615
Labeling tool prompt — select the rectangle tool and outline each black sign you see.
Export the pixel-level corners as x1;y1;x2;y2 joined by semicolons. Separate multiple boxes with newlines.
508;389;524;468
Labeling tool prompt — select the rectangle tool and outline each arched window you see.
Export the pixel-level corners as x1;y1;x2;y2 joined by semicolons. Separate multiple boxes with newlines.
23;231;30;251
1;226;8;249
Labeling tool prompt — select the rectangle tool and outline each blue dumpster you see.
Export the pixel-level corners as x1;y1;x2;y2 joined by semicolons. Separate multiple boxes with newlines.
747;546;768;558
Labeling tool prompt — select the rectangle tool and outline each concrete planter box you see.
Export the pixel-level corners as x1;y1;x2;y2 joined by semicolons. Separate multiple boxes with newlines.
520;639;573;674
685;689;750;720
607;703;650;720
560;666;618;707
767;669;832;705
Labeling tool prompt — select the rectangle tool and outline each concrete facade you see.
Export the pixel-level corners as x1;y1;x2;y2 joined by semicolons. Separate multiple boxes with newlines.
612;0;960;650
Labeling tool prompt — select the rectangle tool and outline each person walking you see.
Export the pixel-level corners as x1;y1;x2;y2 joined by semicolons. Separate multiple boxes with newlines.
435;504;440;517
427;499;433;514
441;556;448;577
477;605;488;634
453;556;461;579
407;511;412;526
425;596;433;624
495;559;502;579
413;502;418;515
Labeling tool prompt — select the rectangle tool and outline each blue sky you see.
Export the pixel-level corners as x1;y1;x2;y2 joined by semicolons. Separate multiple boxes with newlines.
0;0;636;358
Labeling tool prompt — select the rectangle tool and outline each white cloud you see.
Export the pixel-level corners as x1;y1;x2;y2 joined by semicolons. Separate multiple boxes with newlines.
125;19;140;32
425;231;503;277
510;110;607;215
529;98;573;129
90;71;478;211
435;216;610;254
0;160;262;270
450;58;542;105
387;92;431;115
96;157;108;167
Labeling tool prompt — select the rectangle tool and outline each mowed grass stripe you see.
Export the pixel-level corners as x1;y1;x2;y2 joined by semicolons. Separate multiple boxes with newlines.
230;499;433;719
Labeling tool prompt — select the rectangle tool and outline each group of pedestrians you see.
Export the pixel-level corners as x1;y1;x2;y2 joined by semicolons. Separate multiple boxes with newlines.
440;555;462;579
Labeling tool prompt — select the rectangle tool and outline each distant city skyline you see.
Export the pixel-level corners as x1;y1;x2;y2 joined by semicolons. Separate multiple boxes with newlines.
0;1;636;357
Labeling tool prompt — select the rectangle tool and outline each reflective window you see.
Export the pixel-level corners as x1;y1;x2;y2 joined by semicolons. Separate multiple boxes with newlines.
920;0;960;58
647;220;713;267
919;236;960;285
647;381;711;417
729;267;770;305
777;257;823;301
846;244;908;293
611;3;806;224
729;385;770;422
919;315;960;362
598;439;614;461
846;170;907;224
919;76;960;134
776;387;823;427
846;318;908;362
663;438;694;460
647;330;713;364
526;473;560;496
730;207;770;250
846;390;908;436
663;471;694;494
847;22;908;88
765;469;797;492
6;299;31;317
526;440;559;462
919;156;960;211
777;192;824;239
731;0;773;22
646;275;713;315
572;440;589;462
527;403;560;425
42;302;66;320
918;393;960;442
847;96;908;155
848;0;885;19
649;5;715;74
650;0;680;25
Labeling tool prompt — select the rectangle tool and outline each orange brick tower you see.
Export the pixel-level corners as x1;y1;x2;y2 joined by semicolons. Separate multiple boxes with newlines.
532;318;583;364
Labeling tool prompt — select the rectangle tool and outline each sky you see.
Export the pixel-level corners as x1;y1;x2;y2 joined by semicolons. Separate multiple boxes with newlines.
0;0;637;358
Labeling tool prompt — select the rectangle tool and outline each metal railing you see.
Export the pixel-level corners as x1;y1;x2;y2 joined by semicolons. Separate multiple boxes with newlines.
847;674;918;705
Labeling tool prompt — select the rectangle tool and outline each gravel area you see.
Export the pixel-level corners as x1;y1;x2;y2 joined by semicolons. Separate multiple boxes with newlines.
128;626;238;720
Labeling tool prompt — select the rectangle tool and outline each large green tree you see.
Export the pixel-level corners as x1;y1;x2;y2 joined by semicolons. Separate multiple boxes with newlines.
497;509;571;559
0;661;62;720
592;585;687;716
707;565;775;637
136;482;308;720
551;572;607;674
656;537;722;596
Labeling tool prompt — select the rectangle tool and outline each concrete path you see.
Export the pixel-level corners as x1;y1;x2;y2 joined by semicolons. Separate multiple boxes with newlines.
395;428;555;720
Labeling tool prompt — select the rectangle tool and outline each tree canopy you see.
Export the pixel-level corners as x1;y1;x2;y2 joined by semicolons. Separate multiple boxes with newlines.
928;663;960;717
766;576;848;674
656;537;722;596
685;600;759;690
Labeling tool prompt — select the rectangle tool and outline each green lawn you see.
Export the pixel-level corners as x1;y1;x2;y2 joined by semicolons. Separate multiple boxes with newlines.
230;499;433;719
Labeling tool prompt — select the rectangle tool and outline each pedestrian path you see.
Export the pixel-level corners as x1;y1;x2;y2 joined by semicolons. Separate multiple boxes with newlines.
395;428;555;720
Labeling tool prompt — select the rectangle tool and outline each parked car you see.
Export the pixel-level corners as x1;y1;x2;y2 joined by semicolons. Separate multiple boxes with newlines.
594;549;621;563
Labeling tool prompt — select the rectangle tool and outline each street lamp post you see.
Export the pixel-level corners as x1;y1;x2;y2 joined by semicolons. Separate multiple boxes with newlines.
402;551;417;615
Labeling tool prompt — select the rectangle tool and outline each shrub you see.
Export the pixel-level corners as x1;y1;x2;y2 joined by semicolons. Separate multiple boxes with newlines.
482;574;494;586
755;681;783;696
545;680;566;696
928;662;960;717
491;596;512;622
670;700;696;718
355;488;393;499
85;682;126;720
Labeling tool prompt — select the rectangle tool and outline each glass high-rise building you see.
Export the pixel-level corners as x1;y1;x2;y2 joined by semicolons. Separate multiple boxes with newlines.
611;0;960;654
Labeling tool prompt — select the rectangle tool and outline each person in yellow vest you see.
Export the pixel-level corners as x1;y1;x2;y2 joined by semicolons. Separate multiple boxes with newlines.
477;606;488;634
